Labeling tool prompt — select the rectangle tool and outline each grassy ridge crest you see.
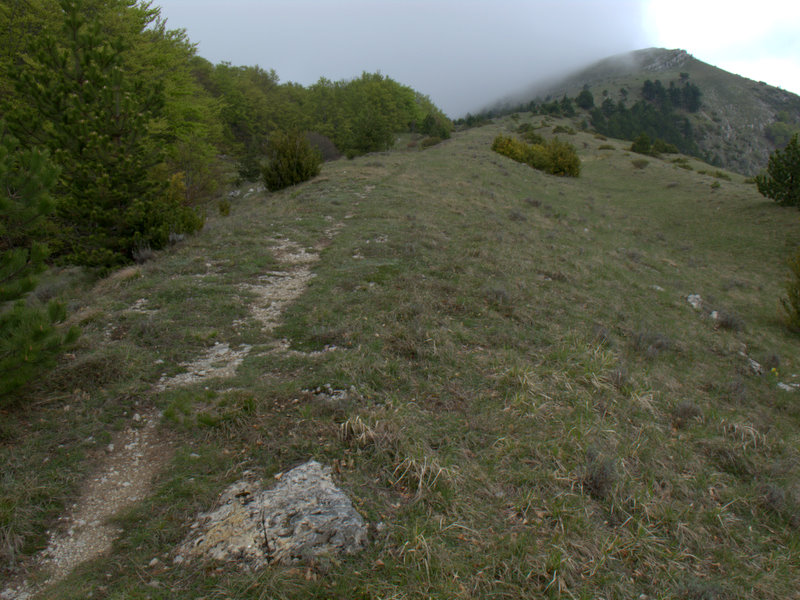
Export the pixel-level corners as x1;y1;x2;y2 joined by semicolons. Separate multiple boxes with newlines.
2;116;799;599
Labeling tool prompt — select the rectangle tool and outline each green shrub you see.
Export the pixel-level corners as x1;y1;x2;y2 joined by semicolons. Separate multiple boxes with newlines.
631;133;652;154
652;138;679;154
598;144;615;151
672;157;693;170
491;135;580;177
305;131;341;162
262;131;322;192
782;247;800;330
420;136;443;149
420;113;452;139
546;137;581;176
631;158;650;169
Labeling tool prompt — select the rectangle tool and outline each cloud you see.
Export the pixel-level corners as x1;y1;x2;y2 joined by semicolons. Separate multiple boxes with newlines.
643;0;800;94
156;0;649;116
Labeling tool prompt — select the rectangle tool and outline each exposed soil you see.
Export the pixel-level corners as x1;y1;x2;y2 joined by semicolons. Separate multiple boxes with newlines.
2;410;172;599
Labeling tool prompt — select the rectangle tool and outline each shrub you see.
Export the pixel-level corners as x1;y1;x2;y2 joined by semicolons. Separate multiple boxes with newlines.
782;247;800;330
547;138;581;176
420;136;443;149
631;132;652;154
631;158;650;169
305;131;341;162
491;135;580;177
652;138;679;154
598;144;615;151
756;134;800;207
262;131;322;192
419;112;452;139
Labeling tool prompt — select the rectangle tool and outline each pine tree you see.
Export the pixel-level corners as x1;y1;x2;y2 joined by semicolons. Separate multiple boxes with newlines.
0;122;79;404
756;134;800;208
7;0;202;268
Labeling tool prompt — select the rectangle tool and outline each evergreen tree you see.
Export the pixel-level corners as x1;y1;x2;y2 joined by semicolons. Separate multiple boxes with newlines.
631;133;652;155
7;0;202;268
576;89;594;109
756;134;800;207
0;122;78;404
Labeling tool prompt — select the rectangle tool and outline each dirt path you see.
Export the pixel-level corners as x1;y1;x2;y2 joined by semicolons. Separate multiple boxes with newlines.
2;228;338;599
1;411;171;600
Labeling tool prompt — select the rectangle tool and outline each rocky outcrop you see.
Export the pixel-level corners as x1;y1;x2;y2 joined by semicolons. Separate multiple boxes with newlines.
176;461;367;567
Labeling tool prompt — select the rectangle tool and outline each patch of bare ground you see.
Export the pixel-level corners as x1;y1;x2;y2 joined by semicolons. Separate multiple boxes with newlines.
2;410;172;599
155;342;253;391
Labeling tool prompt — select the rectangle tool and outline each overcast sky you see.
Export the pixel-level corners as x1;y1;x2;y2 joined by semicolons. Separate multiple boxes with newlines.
153;0;800;117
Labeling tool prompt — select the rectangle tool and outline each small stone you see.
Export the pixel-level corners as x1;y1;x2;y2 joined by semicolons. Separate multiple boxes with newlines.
687;294;702;310
133;413;142;422
172;554;184;565
189;453;201;459
148;557;160;567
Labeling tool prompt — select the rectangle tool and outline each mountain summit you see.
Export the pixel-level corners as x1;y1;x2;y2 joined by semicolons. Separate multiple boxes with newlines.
490;48;800;175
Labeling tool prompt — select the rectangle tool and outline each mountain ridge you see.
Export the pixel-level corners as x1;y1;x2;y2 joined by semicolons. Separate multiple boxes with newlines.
486;47;800;175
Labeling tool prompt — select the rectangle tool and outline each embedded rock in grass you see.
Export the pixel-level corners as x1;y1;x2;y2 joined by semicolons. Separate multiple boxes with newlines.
177;461;367;567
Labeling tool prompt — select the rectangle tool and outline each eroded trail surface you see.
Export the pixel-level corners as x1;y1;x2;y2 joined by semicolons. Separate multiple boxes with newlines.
2;229;338;599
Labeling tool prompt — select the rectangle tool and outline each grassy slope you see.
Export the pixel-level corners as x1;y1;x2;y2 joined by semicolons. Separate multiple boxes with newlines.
2;115;800;599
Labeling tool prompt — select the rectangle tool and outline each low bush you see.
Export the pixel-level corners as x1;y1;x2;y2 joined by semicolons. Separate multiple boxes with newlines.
262;131;322;192
631;132;651;154
631;158;650;169
652;138;679;154
305;131;341;162
492;135;580;177
420;137;443;149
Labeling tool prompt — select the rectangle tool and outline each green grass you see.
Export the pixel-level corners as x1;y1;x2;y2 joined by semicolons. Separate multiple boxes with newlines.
2;115;799;599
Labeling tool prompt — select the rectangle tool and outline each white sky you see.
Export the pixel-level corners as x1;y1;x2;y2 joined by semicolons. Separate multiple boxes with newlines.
153;0;800;117
644;0;800;96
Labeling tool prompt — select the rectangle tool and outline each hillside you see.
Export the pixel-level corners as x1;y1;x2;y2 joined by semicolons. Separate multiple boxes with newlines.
489;48;800;175
2;118;800;599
